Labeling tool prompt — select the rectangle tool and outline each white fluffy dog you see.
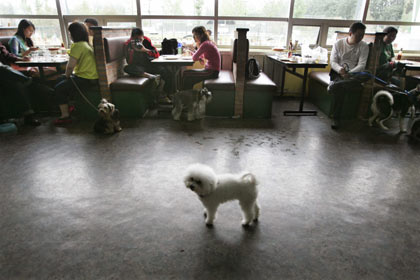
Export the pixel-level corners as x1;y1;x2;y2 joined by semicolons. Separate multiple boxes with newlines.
172;88;212;121
184;163;260;227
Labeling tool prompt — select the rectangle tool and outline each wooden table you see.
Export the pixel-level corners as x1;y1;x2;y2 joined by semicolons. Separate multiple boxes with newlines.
266;55;328;116
152;55;194;90
15;56;68;81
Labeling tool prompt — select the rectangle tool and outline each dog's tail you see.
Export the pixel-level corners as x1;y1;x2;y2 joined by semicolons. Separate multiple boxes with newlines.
241;173;258;186
374;90;394;106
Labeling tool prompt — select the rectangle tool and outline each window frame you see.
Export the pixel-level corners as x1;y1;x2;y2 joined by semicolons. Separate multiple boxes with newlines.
1;0;420;51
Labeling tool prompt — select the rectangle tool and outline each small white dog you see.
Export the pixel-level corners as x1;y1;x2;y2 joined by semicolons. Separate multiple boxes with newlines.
184;163;260;227
94;98;122;134
172;88;212;121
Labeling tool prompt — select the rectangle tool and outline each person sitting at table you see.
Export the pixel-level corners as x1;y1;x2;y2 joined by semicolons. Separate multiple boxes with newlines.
376;26;401;85
53;22;98;125
84;18;98;45
328;22;369;130
0;41;40;126
8;19;39;57
181;26;220;90
123;28;173;102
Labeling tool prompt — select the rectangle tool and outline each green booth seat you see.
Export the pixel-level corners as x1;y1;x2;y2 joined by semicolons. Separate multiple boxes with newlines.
204;70;236;117
243;72;277;119
110;76;154;118
308;71;361;120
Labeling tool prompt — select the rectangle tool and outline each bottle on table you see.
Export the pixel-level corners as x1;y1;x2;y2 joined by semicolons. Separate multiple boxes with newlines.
288;40;293;58
396;48;403;60
177;42;182;55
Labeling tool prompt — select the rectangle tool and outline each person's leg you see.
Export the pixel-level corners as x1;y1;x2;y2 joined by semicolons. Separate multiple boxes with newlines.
181;69;218;90
0;78;40;126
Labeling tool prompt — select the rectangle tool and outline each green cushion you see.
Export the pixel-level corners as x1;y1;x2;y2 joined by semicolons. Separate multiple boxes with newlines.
206;90;235;117
111;90;154;118
243;90;273;119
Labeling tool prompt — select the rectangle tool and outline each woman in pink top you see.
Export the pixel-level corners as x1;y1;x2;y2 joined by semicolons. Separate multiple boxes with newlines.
181;26;221;90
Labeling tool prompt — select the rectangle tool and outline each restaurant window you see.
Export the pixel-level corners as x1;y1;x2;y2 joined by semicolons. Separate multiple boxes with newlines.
0;0;57;15
218;0;290;18
141;0;214;16
367;0;420;22
366;24;420;51
217;20;288;47
106;22;137;28
60;0;137;15
291;25;320;46
0;18;62;46
326;27;349;45
142;20;214;46
293;0;365;20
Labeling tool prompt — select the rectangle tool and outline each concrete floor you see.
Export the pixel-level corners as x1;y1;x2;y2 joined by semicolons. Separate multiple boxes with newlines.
1;98;420;279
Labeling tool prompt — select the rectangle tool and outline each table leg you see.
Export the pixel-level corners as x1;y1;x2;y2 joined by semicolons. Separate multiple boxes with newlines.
284;67;317;116
38;66;45;82
280;65;286;96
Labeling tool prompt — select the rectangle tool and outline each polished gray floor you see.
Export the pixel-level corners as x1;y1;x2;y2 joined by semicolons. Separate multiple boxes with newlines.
1;98;420;279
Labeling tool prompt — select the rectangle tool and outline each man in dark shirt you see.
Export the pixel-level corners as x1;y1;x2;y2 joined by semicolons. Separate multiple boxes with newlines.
124;28;174;102
0;42;40;126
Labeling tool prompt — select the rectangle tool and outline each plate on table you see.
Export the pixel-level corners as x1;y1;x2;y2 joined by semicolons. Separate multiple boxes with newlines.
48;47;60;51
181;56;193;60
162;55;180;60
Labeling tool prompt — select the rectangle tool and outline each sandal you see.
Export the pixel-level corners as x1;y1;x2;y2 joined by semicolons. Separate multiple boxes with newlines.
53;117;72;126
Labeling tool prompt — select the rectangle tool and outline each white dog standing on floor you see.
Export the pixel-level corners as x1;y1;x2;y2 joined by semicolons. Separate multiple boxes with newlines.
184;163;260;227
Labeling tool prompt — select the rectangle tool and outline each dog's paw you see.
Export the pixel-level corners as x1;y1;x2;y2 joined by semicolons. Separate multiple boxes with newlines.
242;222;251;228
205;222;213;228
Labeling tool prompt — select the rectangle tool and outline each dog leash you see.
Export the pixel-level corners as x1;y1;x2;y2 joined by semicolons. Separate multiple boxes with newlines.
70;76;99;112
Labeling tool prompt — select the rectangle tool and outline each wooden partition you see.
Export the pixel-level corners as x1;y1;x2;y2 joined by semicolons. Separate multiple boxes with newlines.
90;27;131;99
233;28;249;117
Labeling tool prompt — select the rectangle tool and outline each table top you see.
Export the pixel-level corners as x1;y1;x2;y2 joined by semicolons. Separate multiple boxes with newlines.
15;56;68;67
399;59;420;70
152;55;194;65
267;55;328;68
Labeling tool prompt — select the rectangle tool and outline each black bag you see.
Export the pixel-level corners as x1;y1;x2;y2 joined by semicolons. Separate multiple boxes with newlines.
246;58;260;79
160;38;178;55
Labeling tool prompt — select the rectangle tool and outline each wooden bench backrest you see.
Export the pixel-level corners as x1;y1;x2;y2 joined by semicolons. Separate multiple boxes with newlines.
91;27;132;99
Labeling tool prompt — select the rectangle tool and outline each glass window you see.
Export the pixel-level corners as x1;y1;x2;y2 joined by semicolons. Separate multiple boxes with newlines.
0;0;57;15
326;27;349;45
219;0;290;18
141;0;214;16
107;22;137;28
0;18;62;46
218;20;288;47
366;25;420;51
293;0;364;20
367;0;420;22
60;0;137;15
291;26;320;45
142;20;213;46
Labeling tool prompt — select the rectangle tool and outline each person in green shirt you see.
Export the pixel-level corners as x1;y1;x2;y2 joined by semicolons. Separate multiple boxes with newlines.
54;22;98;125
376;26;399;84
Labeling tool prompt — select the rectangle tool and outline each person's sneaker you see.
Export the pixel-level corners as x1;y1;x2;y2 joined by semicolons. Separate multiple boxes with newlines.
23;114;41;126
53;117;72;126
331;119;340;130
